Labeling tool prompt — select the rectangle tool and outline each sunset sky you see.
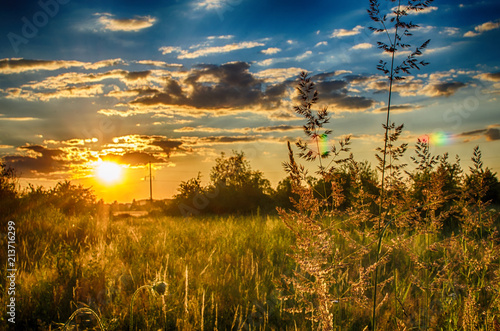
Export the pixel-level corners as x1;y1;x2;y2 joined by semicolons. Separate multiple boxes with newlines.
1;0;499;202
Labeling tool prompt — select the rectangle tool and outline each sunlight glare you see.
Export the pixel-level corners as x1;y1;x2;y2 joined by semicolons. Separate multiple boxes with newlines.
96;161;123;184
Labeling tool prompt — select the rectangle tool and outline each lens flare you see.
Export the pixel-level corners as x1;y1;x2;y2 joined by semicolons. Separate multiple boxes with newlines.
311;134;330;156
419;132;451;146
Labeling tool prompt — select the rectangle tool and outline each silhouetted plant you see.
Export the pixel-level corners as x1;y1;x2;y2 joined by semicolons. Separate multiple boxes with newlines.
368;1;434;328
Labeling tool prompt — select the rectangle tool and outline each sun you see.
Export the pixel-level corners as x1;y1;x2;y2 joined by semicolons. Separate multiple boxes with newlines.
95;161;123;184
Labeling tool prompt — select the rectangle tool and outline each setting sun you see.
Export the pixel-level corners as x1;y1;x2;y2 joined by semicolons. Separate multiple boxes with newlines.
95;161;123;184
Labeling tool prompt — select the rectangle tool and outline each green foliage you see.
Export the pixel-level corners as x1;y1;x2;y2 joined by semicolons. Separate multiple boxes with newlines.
169;150;275;216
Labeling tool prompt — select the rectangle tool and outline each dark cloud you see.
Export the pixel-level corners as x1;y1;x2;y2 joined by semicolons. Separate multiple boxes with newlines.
426;82;466;97
131;62;286;110
125;70;151;80
255;125;301;132
456;126;500;142
485;128;500;141
0;58;85;74
101;151;167;165
373;104;422;113
344;74;374;84
150;139;184;157
484;72;500;81
312;71;340;82
459;129;487;137
2;145;68;176
128;63;376;112
198;136;259;144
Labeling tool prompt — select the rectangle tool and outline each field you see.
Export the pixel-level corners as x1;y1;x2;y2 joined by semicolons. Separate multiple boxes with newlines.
1;198;499;330
2;7;500;327
1;209;301;330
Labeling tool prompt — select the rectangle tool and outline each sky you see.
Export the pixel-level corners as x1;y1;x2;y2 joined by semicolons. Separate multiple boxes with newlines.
1;0;499;202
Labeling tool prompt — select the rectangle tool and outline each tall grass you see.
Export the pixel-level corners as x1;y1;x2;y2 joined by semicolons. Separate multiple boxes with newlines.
280;70;500;330
1;211;300;330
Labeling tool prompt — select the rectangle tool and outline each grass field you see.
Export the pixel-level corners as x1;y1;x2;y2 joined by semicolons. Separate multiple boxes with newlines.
1;209;305;330
2;199;499;330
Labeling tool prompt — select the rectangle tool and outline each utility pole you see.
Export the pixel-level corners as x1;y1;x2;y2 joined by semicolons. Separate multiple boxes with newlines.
149;160;153;202
145;159;153;202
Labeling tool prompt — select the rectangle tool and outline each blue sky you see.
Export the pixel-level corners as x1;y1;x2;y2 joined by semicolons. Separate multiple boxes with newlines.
1;0;499;202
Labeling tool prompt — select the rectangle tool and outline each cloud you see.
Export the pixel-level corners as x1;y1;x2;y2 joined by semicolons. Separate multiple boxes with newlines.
315;41;328;47
101;151;167;165
196;136;262;145
84;58;127;70
456;125;500;142
131;62;288;111
421;81;466;97
96;13;157;32
159;46;183;55
464;19;500;37
440;27;460;36
372;104;422;114
475;72;500;82
254;67;304;83
4;84;104;101
135;60;183;68
296;51;312;61
2;145;68;176
0;58;129;74
411;6;438;14
2;69;159;101
0;116;39;121
351;43;373;50
261;47;281;55
425;46;451;54
486;127;500;141
315;79;376;111
207;35;234;40
195;0;226;10
391;5;438;15
0;58;88;74
177;41;265;59
150;139;185;157
254;125;302;132
330;25;363;38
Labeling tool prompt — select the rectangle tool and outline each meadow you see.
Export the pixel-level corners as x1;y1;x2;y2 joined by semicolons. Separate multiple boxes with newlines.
2;2;500;329
1;207;301;330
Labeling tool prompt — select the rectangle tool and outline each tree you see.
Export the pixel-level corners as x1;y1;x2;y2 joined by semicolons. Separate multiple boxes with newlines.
208;151;274;214
0;161;18;218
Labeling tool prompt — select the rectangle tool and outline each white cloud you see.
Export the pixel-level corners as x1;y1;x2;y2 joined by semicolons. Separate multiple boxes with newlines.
330;25;363;38
464;19;500;37
135;60;183;68
254;67;304;82
96;13;157;32
440;27;460;36
425;46;451;54
195;0;225;10
351;43;372;50
315;41;328;47
295;51;312;61
261;47;281;55
207;35;234;40
84;58;127;70
159;46;183;55
176;41;265;59
255;58;274;67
